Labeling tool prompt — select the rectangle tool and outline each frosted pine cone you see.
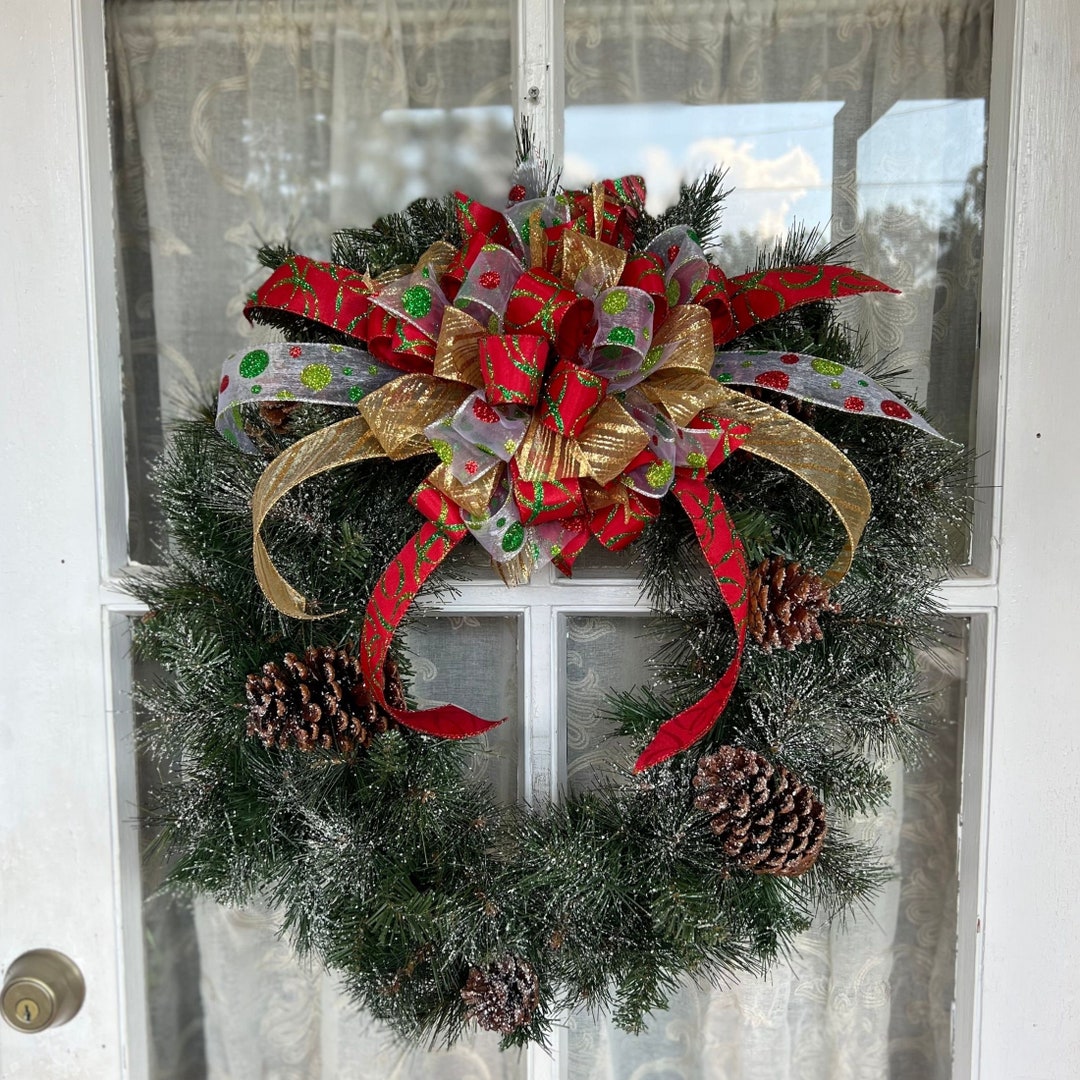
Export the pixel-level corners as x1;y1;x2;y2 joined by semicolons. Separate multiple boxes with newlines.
693;746;826;876
746;556;840;651
245;645;403;753
461;955;540;1034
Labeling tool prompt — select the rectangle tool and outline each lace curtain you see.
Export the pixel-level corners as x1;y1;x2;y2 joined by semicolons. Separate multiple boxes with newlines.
562;619;964;1080
109;1;986;1076
562;0;991;450
140;622;963;1080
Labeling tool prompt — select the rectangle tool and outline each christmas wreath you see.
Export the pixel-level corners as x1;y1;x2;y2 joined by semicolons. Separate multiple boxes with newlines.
133;139;966;1048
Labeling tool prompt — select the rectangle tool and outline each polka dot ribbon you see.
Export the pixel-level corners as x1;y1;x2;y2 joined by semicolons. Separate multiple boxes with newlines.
711;351;945;437
224;158;950;769
216;343;400;452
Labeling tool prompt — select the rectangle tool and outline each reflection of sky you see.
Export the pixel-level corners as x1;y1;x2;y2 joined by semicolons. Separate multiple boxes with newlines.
563;99;986;239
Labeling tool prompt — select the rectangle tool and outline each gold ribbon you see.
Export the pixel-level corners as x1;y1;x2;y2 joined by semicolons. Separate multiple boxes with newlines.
248;222;871;620
358;374;470;458
432;307;487;387
639;306;726;424
252;414;394;619
427;461;504;518
560;230;627;293
707;387;872;585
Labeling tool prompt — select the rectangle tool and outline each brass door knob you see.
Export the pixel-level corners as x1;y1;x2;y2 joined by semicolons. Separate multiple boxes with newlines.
2;950;85;1033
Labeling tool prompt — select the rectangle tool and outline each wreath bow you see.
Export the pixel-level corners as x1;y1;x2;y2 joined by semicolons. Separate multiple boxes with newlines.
218;166;940;771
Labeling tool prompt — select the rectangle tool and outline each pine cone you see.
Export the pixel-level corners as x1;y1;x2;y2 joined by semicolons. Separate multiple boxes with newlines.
245;645;404;753
693;746;826;876
256;400;298;435
739;384;817;422
461;955;540;1034
746;556;840;651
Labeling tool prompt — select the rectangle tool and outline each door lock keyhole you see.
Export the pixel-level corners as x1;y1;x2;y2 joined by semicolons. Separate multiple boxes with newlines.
2;950;84;1033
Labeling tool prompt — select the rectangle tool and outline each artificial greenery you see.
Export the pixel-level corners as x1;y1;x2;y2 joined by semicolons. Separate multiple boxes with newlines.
130;169;968;1050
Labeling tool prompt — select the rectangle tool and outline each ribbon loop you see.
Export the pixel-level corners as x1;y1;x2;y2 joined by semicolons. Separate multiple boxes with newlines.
505;268;596;358
452;242;524;330
426;390;530;484
244;254;373;338
649;226;711;308
538;359;608;439
478;333;549;406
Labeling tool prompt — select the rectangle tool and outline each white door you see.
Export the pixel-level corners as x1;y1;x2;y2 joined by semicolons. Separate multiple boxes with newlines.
2;1;1078;1078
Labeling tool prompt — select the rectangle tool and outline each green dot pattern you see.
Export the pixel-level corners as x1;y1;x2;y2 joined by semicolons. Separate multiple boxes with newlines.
239;349;269;379
300;363;333;391
645;460;674;489
501;522;525;552
402;285;433;319
607;326;636;347
602;290;629;315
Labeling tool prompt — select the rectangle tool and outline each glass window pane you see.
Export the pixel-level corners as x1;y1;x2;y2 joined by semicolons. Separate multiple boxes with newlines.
133;615;524;1079
407;614;522;804
565;615;664;794
557;541;639;581
564;0;991;513
107;0;513;563
563;620;967;1079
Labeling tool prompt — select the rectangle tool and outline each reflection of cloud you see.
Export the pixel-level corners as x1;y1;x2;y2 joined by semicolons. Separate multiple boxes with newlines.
564;138;822;239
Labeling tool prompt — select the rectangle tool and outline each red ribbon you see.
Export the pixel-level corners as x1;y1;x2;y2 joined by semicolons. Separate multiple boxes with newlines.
505;268;596;358
693;265;733;342
632;473;749;772
365;305;438;371
538;360;608;438
454;192;514;249
245;255;372;338
511;470;586;526
479;333;549;406
717;265;898;346
588;491;661;551
359;487;503;739
621;252;670;327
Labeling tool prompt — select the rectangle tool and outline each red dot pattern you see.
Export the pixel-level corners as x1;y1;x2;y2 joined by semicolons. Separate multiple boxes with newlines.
781;353;800;365
508;185;527;202
880;399;912;420
464;459;479;475
478;270;501;290
843;396;866;412
289;345;303;358
472;398;500;424
755;370;790;391
220;375;230;393
667;245;680;264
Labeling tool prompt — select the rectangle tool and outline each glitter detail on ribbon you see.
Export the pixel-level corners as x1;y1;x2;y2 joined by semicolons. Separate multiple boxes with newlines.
217;343;400;452
711;350;944;437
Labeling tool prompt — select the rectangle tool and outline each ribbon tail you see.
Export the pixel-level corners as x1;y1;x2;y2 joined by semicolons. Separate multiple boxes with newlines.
360;513;504;739
634;475;748;772
707;387;872;586
252;414;389;619
718;264;898;346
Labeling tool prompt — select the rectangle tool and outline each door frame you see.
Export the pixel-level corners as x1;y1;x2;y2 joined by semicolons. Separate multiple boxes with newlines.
2;1;1078;1077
